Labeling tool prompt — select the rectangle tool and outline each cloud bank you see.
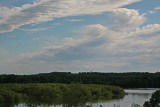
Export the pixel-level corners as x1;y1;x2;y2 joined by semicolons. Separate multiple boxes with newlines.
7;22;160;72
0;0;141;33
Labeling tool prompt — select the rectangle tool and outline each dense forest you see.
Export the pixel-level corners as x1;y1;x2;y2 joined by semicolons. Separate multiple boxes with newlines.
0;72;160;88
0;83;125;107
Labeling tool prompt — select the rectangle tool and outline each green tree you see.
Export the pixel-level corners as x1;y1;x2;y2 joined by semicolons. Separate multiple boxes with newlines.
144;90;160;107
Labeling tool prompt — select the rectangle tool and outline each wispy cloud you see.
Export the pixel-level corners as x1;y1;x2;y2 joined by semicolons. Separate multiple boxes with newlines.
155;6;160;10
142;6;160;16
53;23;61;26
6;22;160;72
148;11;156;14
20;28;48;32
32;38;40;40
143;6;160;16
6;51;44;63
0;0;141;34
68;19;84;22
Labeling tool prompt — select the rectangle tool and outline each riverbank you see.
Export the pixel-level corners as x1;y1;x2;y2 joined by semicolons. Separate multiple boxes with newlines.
0;83;125;107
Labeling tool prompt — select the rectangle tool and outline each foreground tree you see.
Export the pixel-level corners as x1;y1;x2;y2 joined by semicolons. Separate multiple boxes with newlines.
143;90;160;107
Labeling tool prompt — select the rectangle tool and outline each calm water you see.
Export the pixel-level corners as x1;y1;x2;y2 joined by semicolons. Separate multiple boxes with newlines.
16;88;158;107
87;88;158;107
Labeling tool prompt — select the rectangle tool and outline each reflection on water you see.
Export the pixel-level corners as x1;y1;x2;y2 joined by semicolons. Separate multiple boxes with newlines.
89;93;151;107
15;88;158;107
90;88;158;107
125;88;159;94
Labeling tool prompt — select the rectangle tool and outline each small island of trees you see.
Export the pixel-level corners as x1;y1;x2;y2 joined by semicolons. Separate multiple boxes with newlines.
0;83;125;107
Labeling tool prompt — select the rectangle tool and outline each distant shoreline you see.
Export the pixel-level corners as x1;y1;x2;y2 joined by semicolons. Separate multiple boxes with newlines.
1;72;160;88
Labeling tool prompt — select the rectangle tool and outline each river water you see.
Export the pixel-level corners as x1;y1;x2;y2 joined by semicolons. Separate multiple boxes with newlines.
16;88;158;107
86;88;158;107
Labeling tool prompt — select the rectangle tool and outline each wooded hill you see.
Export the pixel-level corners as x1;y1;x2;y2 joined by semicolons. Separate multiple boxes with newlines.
0;72;160;88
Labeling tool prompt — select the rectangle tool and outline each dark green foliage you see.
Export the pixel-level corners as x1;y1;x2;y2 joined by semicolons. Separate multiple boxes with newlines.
0;83;125;107
1;72;160;88
143;90;160;107
0;87;25;107
0;88;23;103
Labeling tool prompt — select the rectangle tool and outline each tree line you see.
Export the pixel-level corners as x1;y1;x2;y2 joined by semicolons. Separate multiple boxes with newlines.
0;72;160;88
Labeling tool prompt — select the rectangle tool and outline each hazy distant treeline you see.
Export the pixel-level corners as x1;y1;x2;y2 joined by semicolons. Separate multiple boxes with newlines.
0;72;160;88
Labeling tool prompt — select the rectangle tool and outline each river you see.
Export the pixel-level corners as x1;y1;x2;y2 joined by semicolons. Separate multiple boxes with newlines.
16;88;158;107
86;88;158;107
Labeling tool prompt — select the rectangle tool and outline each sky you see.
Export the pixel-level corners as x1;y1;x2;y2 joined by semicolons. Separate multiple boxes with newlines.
0;0;160;74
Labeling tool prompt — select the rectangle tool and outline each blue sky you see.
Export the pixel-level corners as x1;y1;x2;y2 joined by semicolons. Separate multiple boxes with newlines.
0;0;160;74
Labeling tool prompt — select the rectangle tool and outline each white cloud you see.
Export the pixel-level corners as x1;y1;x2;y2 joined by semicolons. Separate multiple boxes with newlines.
84;24;109;37
111;8;146;31
0;0;141;33
155;6;160;10
142;6;160;16
6;23;160;73
148;11;156;14
6;51;44;63
20;28;48;32
6;24;109;63
68;19;84;22
134;24;160;34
